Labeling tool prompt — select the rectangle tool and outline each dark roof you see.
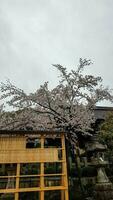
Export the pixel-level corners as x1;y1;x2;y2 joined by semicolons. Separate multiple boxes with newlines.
94;106;113;120
0;129;63;136
95;106;113;111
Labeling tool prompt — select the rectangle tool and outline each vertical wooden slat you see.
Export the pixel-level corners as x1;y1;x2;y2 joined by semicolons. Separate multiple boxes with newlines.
40;136;44;200
61;134;69;200
15;163;20;200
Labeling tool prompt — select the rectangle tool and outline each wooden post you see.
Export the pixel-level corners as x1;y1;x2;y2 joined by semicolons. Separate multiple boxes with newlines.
40;136;44;200
15;163;20;200
61;134;69;200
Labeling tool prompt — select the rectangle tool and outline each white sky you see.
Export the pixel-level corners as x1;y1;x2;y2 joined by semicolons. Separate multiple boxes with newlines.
0;0;113;106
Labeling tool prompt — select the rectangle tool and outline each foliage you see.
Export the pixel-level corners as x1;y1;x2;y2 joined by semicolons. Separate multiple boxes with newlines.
0;59;113;147
99;112;113;161
99;112;113;147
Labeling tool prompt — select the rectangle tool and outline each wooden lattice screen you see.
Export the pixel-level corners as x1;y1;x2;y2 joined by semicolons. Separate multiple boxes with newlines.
0;130;69;200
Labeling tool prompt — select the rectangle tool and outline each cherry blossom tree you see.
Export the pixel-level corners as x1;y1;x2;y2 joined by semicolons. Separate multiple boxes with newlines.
0;58;113;197
0;59;113;145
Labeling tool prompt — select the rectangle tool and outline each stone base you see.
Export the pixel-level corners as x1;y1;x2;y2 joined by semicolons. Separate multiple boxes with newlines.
94;182;113;200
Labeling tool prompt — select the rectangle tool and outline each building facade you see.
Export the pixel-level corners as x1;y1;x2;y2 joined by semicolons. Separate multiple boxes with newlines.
0;130;69;200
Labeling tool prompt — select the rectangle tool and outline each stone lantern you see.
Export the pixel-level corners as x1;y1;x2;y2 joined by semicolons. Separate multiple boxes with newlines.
85;134;113;200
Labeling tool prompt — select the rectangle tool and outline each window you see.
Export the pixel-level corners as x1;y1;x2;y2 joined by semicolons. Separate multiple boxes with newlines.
19;192;39;200
44;138;61;148
44;191;61;200
0;193;15;200
44;162;62;174
26;138;41;148
20;163;40;175
0;164;16;190
44;175;62;187
19;177;40;188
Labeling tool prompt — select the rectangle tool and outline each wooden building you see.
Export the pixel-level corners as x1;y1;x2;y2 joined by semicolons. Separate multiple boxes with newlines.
94;106;113;121
0;130;69;200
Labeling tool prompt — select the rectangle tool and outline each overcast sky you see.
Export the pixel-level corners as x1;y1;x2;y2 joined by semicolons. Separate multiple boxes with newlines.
0;0;113;105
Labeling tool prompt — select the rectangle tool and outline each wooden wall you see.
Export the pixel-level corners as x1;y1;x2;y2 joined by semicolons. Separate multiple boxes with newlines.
0;137;58;163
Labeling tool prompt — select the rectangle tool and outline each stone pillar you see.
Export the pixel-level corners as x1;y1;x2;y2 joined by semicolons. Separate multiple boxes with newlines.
94;167;113;200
